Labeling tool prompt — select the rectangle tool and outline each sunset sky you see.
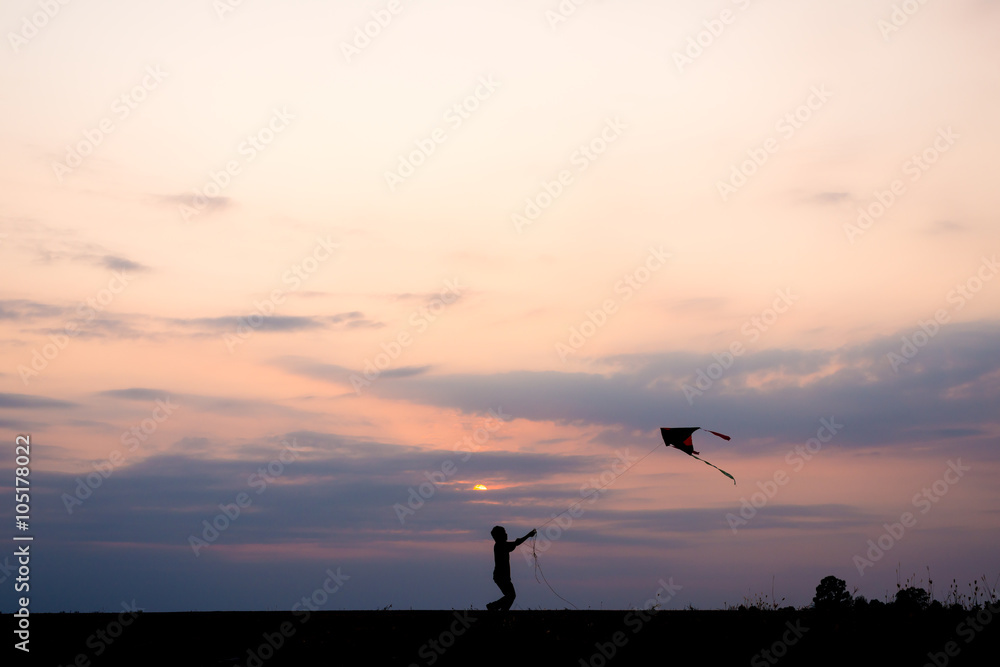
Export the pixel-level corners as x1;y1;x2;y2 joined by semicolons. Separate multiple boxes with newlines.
2;0;999;613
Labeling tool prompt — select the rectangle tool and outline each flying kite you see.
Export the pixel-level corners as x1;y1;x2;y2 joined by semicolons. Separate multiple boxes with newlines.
660;427;736;484
524;426;737;606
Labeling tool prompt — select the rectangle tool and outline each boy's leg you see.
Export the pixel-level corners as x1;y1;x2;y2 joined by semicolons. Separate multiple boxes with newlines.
487;577;504;610
497;579;516;611
490;576;515;611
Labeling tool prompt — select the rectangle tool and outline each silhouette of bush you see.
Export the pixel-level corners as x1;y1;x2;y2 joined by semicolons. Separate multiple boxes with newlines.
813;576;852;610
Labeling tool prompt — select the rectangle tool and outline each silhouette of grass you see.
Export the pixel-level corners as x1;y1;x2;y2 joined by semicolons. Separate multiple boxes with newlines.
20;571;999;666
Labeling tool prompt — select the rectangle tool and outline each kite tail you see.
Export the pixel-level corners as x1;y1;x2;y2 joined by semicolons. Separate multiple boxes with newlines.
691;453;736;485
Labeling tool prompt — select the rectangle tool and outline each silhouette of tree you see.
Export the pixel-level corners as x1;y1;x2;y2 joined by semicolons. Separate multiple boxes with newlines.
813;576;852;610
894;586;930;611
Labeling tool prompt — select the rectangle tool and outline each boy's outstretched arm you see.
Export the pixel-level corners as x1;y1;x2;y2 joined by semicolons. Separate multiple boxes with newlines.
511;528;537;548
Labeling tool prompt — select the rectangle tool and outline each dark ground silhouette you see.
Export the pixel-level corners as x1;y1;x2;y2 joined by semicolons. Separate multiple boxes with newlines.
18;603;1000;666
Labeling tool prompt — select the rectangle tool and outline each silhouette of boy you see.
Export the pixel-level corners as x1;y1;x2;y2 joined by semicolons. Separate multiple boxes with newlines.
486;525;536;612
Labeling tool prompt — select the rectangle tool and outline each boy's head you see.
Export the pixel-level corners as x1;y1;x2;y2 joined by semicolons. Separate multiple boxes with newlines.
491;525;506;542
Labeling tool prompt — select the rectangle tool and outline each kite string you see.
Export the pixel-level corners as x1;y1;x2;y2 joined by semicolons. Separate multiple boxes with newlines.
529;534;579;610
526;441;663;608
